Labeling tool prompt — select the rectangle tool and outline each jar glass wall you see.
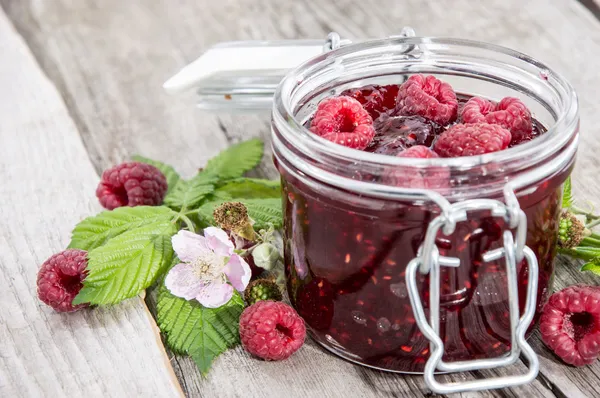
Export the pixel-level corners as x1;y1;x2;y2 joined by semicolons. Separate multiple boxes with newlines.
272;38;578;373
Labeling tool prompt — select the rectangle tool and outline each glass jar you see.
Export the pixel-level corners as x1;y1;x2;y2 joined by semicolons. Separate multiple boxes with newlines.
271;37;578;392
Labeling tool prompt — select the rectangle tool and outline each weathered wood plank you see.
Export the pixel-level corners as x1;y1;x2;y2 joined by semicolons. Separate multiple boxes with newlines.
2;0;600;396
0;8;182;398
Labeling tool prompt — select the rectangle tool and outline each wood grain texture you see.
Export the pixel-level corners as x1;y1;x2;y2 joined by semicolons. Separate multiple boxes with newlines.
0;8;182;398
1;0;600;396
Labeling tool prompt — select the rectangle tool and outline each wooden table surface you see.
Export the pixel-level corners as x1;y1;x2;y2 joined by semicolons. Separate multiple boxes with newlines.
2;0;600;397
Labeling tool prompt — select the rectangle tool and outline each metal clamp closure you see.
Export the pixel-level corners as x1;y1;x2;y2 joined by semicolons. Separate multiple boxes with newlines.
405;194;539;394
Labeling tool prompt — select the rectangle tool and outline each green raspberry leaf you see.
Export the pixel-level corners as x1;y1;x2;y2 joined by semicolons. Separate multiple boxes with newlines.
563;176;574;209
156;284;244;374
73;216;178;305
68;206;177;251
581;257;600;274
164;174;217;211
198;198;282;230
132;155;181;195
203;139;264;180
216;178;280;199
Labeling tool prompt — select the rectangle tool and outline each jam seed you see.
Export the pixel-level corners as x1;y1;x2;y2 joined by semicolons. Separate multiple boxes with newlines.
386;259;396;266
401;345;413;353
421;348;429;355
371;275;378;284
356;233;363;242
383;275;392;280
345;253;351;264
368;338;373;345
492;342;501;349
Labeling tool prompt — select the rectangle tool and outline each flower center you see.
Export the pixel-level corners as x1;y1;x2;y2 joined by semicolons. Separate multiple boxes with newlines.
191;251;225;283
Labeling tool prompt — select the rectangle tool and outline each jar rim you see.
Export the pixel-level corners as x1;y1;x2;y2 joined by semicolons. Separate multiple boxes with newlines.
272;36;579;200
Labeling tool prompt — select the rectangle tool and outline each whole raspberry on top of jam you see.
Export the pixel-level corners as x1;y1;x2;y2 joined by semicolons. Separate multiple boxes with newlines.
397;145;439;159
396;74;458;125
239;300;306;361
460;96;533;145
540;285;600;366
341;84;399;119
37;249;89;313
96;162;168;210
385;145;449;189
309;96;375;150
434;123;512;157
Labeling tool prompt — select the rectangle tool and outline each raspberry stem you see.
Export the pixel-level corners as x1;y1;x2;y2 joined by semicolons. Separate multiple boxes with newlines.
177;213;196;232
572;206;600;221
587;219;600;229
558;246;600;261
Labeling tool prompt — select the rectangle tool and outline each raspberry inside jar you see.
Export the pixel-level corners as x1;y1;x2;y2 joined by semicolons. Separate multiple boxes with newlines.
272;37;578;374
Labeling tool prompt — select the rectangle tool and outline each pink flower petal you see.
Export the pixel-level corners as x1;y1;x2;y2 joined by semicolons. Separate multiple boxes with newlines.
204;227;234;257
196;282;234;308
223;254;251;291
165;263;205;300
171;230;210;262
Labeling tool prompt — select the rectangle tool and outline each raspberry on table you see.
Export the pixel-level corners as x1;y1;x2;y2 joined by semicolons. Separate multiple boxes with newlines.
309;96;375;150
239;300;306;361
540;285;600;366
96;162;168;210
460;96;533;145
396;75;458;125
341;84;399;119
37;249;89;312
434;123;512;157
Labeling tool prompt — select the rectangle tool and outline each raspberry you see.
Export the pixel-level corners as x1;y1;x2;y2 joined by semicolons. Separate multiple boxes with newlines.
309;96;375;150
434;123;512;157
37;249;89;312
239;300;306;360
396;75;458;125
460;96;533;145
244;278;283;305
397;145;439;159
341;84;399;119
385;146;448;188
367;115;443;156
540;285;600;366
96;162;168;210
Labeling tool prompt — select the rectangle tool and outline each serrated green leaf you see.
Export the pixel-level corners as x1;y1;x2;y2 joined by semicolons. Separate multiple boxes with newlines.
581;257;600;274
197;198;282;230
163;174;217;211
68;206;177;251
73;218;178;305
216;178;281;199
562;176;574;209
203;139;264;180
156;284;244;374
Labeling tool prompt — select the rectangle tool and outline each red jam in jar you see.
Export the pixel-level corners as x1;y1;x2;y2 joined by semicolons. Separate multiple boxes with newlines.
272;38;579;374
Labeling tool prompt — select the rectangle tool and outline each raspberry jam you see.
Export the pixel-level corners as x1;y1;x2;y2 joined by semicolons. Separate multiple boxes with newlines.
281;169;563;372
272;37;579;375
